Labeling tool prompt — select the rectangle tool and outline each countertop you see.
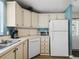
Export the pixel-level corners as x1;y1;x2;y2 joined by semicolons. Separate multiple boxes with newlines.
0;36;40;57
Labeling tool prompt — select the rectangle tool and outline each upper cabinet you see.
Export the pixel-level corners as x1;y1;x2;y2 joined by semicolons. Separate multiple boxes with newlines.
23;9;32;28
49;13;65;20
38;13;65;28
31;12;38;28
49;14;57;20
7;1;23;27
39;14;49;28
56;13;65;20
7;1;65;28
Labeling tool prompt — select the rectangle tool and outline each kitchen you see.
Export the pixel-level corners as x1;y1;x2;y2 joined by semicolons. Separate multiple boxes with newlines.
0;0;79;59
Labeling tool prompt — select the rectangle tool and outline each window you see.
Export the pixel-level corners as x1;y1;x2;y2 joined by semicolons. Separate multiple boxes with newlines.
0;0;4;35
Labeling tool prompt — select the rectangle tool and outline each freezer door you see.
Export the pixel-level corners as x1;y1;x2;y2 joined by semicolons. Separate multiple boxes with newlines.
50;32;68;56
52;20;68;31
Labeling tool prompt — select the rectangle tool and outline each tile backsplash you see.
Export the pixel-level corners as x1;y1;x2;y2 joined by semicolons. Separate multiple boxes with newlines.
0;36;10;40
18;28;38;37
0;28;38;41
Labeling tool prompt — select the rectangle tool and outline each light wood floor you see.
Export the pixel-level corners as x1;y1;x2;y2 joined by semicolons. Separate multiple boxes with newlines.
32;55;70;59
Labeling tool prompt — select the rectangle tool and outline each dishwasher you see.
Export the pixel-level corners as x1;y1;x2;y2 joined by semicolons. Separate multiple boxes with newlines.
28;38;40;59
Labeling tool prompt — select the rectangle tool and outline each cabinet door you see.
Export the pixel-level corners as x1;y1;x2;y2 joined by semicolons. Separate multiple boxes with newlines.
56;13;65;20
39;14;49;28
7;2;16;27
1;49;15;59
32;12;38;28
40;36;49;55
7;2;23;27
40;37;45;54
16;44;23;59
49;14;57;20
23;9;31;28
15;2;23;27
23;41;27;59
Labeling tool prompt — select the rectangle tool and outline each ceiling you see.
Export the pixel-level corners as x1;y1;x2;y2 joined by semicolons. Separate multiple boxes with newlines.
72;0;79;13
16;0;79;13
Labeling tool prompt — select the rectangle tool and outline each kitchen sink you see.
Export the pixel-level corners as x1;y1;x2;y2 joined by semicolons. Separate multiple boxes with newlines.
0;39;20;49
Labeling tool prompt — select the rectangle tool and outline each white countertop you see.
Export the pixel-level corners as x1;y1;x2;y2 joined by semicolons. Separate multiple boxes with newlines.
0;36;40;57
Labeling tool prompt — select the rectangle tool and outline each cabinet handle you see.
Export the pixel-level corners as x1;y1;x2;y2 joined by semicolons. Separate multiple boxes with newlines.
13;50;16;53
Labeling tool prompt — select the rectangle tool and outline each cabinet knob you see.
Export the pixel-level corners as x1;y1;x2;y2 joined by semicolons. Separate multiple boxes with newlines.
13;50;16;53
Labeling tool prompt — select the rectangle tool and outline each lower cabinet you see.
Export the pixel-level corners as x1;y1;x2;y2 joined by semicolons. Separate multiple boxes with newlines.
40;36;49;55
1;43;24;59
23;41;28;59
16;44;23;59
1;49;15;59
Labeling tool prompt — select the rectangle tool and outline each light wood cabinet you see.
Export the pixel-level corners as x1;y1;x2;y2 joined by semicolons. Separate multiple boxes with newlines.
16;2;23;27
23;9;31;28
16;44;23;59
1;43;24;59
40;36;49;55
56;13;65;20
23;41;28;59
49;14;57;20
38;13;65;28
39;14;49;28
1;49;15;59
32;12;38;28
7;1;23;27
49;13;65;20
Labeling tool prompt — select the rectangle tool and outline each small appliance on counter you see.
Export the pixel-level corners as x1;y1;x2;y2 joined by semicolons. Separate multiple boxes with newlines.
38;28;49;36
7;27;19;39
40;32;49;36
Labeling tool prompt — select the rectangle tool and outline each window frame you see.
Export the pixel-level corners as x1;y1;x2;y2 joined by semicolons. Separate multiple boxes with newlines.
0;0;6;35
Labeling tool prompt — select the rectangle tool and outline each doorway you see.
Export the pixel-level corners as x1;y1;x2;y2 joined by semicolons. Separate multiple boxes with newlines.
72;17;79;57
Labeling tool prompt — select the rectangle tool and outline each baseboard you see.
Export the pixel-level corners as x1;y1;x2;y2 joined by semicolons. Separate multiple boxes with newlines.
72;49;79;51
31;54;40;59
51;56;69;58
40;54;50;56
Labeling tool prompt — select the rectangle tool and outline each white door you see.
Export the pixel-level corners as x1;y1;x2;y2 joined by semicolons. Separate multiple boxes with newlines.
72;20;79;49
51;32;68;56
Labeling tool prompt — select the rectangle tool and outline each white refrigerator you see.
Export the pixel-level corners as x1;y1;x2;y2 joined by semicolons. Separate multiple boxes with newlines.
49;20;69;57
